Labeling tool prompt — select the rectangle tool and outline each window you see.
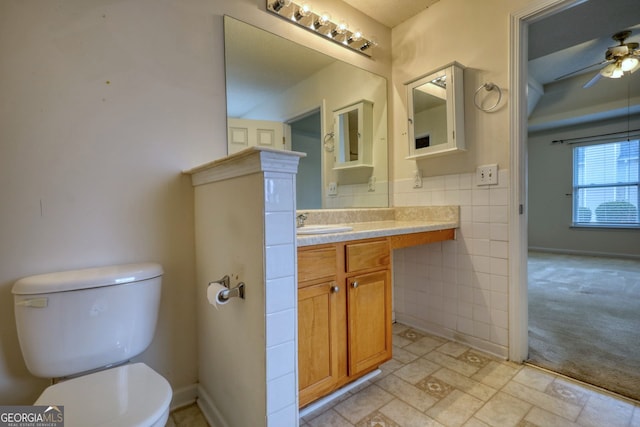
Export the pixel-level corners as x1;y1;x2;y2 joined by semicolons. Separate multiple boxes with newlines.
572;139;639;227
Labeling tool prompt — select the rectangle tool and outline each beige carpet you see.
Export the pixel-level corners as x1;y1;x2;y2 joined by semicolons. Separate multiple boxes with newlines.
527;251;640;402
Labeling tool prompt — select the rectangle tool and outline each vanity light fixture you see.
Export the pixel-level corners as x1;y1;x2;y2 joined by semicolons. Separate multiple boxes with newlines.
266;0;377;57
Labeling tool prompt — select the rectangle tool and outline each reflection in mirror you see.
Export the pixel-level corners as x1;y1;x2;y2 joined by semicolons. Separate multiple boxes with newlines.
413;79;446;149
224;16;388;209
338;108;359;163
406;62;465;159
333;100;373;169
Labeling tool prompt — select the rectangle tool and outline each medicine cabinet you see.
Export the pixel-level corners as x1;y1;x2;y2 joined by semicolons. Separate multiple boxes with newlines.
333;100;373;170
406;62;465;159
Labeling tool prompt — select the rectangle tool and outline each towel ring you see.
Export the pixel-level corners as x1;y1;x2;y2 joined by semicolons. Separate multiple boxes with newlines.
474;82;502;112
323;132;335;152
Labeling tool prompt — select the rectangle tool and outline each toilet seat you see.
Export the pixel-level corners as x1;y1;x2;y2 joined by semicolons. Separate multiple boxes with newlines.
35;363;172;427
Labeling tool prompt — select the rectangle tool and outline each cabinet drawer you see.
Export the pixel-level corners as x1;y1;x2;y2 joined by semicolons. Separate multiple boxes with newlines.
298;246;337;283
345;240;390;273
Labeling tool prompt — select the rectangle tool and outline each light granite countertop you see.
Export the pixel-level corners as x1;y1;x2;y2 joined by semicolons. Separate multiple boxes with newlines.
296;219;459;246
296;206;459;247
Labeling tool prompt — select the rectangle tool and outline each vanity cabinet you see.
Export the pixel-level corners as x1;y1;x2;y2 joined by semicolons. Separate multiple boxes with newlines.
297;238;391;408
297;245;347;407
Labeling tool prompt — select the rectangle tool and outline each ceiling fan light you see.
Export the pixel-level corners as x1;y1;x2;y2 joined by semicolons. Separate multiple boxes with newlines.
599;63;617;78
610;67;624;78
620;57;639;72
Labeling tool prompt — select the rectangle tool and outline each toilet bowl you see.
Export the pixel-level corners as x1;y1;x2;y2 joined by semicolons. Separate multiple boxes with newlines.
13;263;172;427
35;363;171;427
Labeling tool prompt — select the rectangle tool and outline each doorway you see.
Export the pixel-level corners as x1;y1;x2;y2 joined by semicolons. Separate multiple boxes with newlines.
289;109;323;210
512;0;640;401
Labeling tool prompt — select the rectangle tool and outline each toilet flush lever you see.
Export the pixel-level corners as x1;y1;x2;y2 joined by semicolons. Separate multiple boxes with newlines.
16;298;48;308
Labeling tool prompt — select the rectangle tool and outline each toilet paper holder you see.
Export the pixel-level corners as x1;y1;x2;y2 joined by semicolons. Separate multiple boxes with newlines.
209;275;245;302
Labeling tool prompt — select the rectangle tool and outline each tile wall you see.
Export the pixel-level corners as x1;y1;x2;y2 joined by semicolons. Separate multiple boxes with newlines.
190;148;302;427
393;169;510;357
264;170;300;426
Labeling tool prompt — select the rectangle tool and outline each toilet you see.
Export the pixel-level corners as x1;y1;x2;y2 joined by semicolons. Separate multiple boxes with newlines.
12;262;172;427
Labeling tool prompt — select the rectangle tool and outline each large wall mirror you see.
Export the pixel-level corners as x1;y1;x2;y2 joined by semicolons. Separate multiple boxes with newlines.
224;16;388;209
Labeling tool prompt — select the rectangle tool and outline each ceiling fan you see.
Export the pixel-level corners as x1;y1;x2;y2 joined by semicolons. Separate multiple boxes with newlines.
557;30;640;88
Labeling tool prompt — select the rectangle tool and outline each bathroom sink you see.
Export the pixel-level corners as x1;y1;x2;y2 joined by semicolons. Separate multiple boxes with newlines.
296;225;354;235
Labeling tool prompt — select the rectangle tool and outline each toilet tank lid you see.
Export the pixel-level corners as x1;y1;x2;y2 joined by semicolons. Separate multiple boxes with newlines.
12;263;163;295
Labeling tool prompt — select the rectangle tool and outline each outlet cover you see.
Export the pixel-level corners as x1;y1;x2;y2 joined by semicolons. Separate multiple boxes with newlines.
413;170;423;188
327;182;338;196
368;176;376;192
476;164;498;185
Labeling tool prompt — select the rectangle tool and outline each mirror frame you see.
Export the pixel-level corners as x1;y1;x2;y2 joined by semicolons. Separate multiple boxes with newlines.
406;62;466;159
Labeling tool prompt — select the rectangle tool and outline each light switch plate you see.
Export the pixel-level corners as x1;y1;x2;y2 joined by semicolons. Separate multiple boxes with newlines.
477;164;498;185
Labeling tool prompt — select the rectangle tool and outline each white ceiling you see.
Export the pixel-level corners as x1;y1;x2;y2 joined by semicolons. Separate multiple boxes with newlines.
528;0;640;85
341;0;640;86
341;0;441;28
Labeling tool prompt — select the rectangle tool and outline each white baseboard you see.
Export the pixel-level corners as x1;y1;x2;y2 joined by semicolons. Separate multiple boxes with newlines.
170;384;198;411
196;384;229;427
299;369;381;418
528;246;640;260
394;314;508;360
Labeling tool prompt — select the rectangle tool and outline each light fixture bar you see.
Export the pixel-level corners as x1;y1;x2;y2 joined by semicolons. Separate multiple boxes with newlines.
266;0;377;57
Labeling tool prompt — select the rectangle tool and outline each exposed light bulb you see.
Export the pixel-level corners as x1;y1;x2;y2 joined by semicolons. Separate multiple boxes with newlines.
318;12;330;25
313;11;331;30
336;20;348;34
293;2;311;21
620;57;639;72
348;29;363;44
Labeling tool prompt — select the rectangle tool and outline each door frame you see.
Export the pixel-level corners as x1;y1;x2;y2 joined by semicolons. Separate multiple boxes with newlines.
286;104;325;208
508;0;587;362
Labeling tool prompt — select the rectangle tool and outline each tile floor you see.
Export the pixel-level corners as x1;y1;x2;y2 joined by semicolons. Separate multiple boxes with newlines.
169;323;640;427
166;403;209;427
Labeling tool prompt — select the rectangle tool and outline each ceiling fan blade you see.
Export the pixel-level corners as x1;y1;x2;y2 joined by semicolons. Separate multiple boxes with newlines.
583;71;603;88
554;60;608;81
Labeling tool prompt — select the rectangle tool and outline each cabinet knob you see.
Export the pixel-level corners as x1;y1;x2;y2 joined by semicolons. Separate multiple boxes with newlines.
352;281;359;288
331;285;340;293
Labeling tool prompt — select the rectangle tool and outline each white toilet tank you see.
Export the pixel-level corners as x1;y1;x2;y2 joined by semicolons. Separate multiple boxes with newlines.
12;262;163;379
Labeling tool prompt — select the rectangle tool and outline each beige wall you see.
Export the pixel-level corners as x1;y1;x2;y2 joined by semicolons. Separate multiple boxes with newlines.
391;0;531;180
390;0;537;356
0;0;390;406
528;115;640;257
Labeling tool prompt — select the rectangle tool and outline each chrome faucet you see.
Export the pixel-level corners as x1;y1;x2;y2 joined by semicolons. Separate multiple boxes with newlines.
296;213;308;228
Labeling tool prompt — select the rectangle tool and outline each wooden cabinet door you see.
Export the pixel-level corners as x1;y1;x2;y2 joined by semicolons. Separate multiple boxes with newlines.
298;280;346;407
347;270;392;377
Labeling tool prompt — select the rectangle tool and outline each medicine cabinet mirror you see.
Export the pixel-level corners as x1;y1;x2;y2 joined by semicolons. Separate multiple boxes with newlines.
406;62;465;159
333;100;373;170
